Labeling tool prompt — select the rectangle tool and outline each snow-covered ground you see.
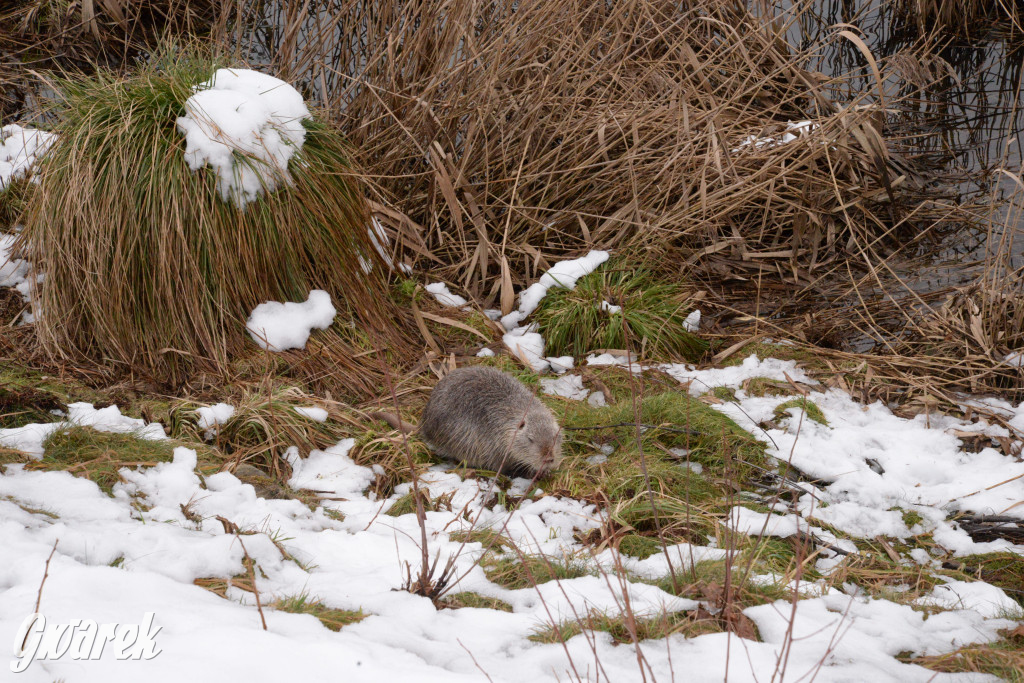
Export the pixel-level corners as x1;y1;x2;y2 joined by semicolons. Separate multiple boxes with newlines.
2;357;1022;682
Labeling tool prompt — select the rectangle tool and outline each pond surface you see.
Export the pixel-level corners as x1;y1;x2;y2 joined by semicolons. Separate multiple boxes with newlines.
766;0;1023;277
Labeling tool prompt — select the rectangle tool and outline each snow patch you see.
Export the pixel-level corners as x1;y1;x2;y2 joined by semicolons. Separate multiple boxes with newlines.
0;124;56;190
246;290;336;352
295;406;328;422
424;282;467;308
0;403;166;458
196;403;235;440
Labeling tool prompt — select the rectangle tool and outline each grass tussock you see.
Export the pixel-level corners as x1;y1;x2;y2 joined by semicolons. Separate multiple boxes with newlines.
440;592;513;612
17;54;403;385
171;387;353;477
533;263;707;361
543;388;766;544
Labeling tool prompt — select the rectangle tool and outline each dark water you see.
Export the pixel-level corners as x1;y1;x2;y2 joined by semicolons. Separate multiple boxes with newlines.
761;0;1023;280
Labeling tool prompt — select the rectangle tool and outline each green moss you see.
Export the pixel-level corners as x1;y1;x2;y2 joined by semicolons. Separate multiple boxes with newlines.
395;278;418;302
39;427;177;494
722;342;818;368
532;261;707;361
742;377;792;397
900;509;924;528
773;398;828;426
546;390;767;545
272;593;365;631
449;529;515;552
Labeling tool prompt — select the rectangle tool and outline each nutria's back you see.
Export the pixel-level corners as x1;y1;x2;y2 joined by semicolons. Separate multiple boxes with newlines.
419;366;562;477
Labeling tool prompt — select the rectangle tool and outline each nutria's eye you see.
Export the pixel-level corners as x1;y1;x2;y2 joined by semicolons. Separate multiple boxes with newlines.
518;419;526;430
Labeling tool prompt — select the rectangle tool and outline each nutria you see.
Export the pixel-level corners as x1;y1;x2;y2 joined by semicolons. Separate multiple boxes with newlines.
372;366;563;478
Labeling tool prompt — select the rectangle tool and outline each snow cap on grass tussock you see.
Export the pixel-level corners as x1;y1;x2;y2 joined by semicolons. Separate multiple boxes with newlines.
177;69;310;206
246;290;336;352
0;124;56;190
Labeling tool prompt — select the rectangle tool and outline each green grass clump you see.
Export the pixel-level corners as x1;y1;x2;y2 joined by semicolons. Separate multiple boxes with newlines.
483;554;592;590
441;592;513;612
711;387;737;402
618;534;663;559
532;263;707;361
722;342;819;367
271;593;365;631
529;608;720;644
773;398;828;426
18;53;400;385
742;377;792;397
562;391;767;474
39;426;177;494
449;529;515;552
31;425;222;494
900;509;924;528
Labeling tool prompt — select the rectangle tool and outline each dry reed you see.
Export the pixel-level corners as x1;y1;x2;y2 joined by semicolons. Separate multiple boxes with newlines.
215;0;973;307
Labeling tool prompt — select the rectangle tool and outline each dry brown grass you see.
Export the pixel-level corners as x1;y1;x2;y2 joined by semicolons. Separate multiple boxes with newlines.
216;0;967;306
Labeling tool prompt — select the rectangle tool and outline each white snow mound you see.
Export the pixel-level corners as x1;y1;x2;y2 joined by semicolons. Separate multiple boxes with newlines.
246;290;336;352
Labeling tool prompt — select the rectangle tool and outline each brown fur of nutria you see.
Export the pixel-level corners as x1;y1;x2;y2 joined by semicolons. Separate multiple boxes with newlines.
419;367;562;478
